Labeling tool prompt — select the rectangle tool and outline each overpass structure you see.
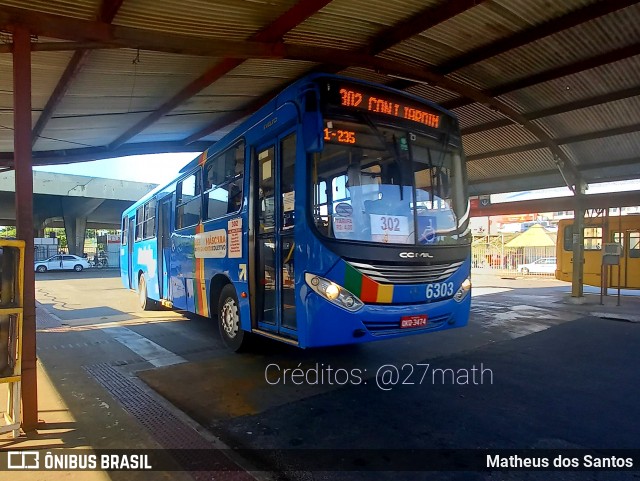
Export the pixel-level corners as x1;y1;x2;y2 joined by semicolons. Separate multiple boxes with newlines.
0;171;156;254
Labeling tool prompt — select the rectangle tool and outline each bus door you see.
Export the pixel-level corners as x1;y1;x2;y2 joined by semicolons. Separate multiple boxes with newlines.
253;133;297;337
127;216;135;288
157;195;172;299
611;229;640;288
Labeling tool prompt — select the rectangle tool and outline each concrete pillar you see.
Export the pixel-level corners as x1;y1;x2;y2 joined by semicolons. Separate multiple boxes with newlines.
61;198;104;255
571;181;587;298
63;215;88;255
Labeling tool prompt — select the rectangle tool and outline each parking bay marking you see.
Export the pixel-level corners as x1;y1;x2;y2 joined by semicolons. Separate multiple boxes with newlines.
104;326;187;367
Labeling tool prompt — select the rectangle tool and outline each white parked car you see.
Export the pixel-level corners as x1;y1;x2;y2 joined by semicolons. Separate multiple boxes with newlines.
35;254;90;273
517;257;557;275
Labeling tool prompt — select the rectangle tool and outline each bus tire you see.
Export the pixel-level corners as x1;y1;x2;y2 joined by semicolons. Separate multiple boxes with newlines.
218;284;248;352
138;274;156;311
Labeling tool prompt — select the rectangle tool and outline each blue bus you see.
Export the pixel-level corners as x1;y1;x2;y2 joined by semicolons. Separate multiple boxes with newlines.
121;73;471;351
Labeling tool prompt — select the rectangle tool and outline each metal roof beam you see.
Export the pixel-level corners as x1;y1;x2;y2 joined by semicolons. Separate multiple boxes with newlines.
467;122;640;161
444;42;640;110
30;0;124;147
437;0;639;74
462;86;640;135
107;0;330;150
469;189;640;216
0;141;210;168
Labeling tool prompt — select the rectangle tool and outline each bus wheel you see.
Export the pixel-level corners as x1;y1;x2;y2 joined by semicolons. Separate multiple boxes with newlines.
138;274;155;311
218;284;247;351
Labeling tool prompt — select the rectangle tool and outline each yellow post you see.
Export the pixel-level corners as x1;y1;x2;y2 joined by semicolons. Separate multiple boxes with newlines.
0;239;25;438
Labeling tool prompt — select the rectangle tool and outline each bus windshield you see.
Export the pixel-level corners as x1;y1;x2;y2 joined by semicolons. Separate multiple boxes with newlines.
311;117;468;246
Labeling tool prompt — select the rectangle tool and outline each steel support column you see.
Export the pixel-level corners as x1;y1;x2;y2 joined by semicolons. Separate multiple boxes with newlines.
571;181;587;298
12;27;38;431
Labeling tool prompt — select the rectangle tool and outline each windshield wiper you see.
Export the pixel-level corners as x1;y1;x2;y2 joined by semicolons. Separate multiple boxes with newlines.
358;113;405;199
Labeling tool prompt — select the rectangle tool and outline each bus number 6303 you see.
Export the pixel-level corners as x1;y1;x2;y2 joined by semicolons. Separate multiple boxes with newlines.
426;282;454;300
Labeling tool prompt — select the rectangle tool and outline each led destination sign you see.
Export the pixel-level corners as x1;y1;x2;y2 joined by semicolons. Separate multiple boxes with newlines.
321;80;442;129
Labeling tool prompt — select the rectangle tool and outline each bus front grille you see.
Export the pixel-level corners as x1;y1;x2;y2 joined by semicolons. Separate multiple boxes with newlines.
363;313;451;336
348;260;464;284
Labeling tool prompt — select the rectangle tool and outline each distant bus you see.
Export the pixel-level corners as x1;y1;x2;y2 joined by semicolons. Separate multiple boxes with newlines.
556;216;640;288
120;74;472;351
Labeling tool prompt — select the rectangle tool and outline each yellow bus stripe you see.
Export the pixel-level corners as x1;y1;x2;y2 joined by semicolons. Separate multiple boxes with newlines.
376;284;394;303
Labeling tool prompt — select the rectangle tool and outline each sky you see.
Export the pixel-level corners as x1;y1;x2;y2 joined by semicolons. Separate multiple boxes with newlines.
34;152;200;185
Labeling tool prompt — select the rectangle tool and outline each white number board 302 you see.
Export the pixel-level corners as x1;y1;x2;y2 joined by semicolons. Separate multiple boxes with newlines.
426;282;454;300
370;214;409;235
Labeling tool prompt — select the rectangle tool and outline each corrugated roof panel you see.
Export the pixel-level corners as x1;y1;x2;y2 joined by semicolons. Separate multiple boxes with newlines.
564;131;640;166
54;49;217;115
114;0;299;41
0;112;17;151
0;55;13;111
382;35;458;69
418;1;529;59
215;58;316;79
463;124;540;157
127;113;217;143
404;83;459;105
455;4;640;91
195;60;313;99
466;148;556;182
426;0;601;71
35;112;149;151
338;68;388;84
0;49;74;111
493;0;599;25
535;96;640;138
453;103;507;129
497;56;640;113
285;0;436;50
0;0;97;19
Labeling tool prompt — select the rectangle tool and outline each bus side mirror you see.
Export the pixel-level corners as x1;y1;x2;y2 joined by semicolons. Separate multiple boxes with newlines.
299;87;323;153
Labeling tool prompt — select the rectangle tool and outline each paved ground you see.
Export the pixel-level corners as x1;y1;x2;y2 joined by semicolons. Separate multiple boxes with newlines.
1;270;639;480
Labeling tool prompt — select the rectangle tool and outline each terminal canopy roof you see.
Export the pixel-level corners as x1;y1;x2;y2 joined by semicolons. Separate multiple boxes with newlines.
0;0;638;195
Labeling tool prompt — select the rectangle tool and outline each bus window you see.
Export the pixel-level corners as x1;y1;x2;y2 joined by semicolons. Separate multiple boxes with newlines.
584;227;602;250
204;141;244;220
121;217;128;245
135;200;156;241
135;205;144;241
630;232;640;258
281;134;296;231
313;177;329;235
612;232;624;250
176;171;201;229
259;147;275;234
143;199;156;238
563;225;572;251
563;225;603;251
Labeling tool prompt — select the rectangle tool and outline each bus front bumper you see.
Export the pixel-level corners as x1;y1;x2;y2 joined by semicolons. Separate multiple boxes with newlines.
302;290;471;348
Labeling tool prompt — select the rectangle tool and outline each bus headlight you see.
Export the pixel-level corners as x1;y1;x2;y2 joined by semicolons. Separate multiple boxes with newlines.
305;273;363;312
453;278;471;302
